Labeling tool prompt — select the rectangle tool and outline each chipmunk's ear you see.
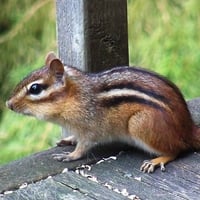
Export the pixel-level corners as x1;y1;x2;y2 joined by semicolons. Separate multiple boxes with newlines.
49;58;64;80
45;51;58;67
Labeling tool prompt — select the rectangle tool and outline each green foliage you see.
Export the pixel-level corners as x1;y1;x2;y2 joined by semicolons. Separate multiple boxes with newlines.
0;0;57;164
128;0;200;98
0;0;200;164
0;0;56;109
0;110;59;164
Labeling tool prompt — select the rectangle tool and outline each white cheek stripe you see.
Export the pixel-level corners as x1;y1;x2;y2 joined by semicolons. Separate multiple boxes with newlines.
28;90;47;100
98;89;167;109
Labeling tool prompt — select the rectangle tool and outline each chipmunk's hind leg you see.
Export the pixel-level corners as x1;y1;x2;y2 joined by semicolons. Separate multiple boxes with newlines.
140;155;176;173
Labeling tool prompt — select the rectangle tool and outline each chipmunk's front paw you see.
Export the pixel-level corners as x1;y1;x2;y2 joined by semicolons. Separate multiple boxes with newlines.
54;142;90;162
52;152;75;162
52;150;82;162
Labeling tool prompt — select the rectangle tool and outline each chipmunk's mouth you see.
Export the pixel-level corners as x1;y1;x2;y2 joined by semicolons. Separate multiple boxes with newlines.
22;110;32;116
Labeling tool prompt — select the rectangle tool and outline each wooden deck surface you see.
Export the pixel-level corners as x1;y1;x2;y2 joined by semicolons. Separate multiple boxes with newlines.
0;143;199;200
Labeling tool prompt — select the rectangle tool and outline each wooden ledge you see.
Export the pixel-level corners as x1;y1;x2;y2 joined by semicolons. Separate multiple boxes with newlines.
187;97;200;126
0;147;199;199
0;143;131;194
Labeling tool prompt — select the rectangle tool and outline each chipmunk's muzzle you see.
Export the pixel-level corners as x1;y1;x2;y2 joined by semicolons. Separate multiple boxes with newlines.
6;98;36;117
6;100;14;110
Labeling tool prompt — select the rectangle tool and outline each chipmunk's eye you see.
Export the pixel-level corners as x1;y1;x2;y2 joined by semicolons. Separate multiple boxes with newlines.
29;83;43;95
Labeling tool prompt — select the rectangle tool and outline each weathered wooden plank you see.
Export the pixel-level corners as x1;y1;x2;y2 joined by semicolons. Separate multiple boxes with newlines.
80;150;200;200
56;0;128;72
1;171;127;200
187;97;200;126
54;171;127;200
1;175;91;200
0;143;130;194
1;148;199;200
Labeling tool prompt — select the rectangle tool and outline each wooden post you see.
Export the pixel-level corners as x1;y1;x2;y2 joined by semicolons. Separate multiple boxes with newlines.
56;0;128;72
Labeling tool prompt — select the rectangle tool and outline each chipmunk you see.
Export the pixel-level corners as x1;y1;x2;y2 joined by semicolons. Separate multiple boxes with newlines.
6;52;200;173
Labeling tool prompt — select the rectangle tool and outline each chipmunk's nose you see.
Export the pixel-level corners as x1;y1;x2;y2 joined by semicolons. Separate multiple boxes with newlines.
6;100;14;110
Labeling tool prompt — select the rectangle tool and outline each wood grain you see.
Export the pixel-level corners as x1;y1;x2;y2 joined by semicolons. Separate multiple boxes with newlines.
56;0;128;72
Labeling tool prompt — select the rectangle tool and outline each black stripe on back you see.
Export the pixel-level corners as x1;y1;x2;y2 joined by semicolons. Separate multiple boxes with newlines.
101;95;165;111
98;66;183;101
100;82;169;104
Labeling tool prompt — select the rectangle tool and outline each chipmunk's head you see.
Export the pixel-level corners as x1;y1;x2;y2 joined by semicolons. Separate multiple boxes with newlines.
6;52;68;121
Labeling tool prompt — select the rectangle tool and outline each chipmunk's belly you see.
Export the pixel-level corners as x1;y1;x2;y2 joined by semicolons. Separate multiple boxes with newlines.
120;135;161;155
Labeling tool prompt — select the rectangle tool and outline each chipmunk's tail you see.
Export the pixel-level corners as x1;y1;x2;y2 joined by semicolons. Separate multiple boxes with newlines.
191;126;200;150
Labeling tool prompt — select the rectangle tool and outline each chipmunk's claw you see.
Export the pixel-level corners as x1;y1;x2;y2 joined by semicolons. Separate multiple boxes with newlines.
140;160;166;173
140;160;155;173
160;162;166;172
